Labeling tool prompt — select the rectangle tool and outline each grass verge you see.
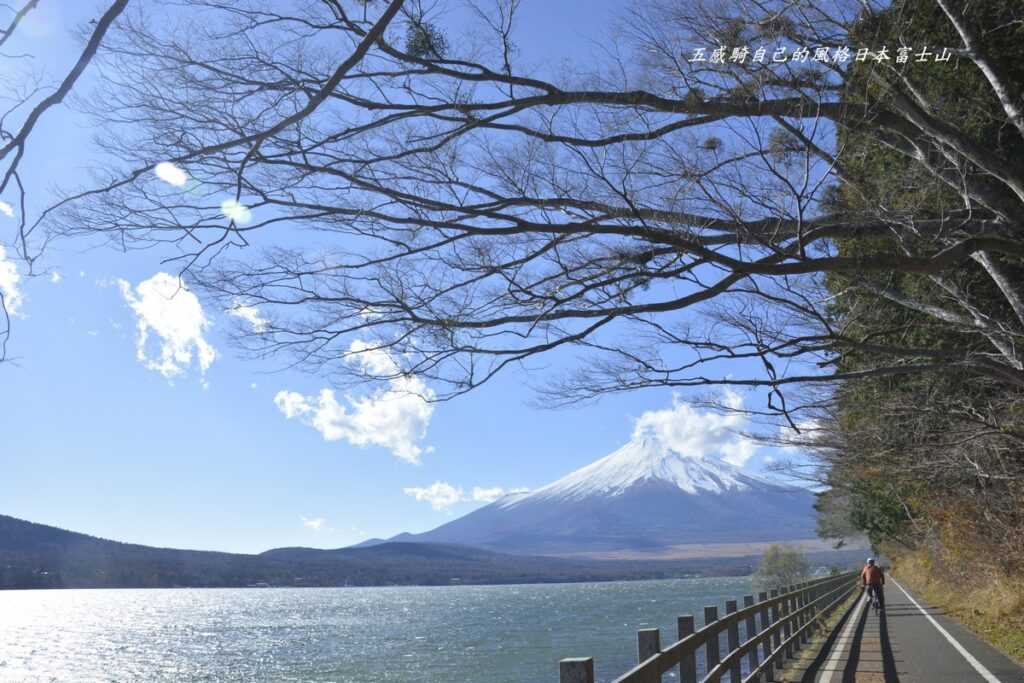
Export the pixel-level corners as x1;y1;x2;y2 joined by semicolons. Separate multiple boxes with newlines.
891;550;1024;665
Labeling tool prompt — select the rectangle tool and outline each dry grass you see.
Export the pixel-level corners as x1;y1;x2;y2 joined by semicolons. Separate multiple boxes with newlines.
891;548;1024;665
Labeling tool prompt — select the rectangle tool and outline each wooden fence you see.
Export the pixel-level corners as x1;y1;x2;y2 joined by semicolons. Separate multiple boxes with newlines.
559;571;860;683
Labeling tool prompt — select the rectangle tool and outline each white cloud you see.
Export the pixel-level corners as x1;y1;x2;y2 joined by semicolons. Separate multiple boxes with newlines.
227;301;268;333
0;245;24;316
274;390;311;418
220;199;252;224
403;481;465;510
154;161;188;187
632;391;759;467
301;516;327;531
720;438;758;467
0;201;14;218
274;384;433;463
50;271;62;284
777;418;822;452
118;272;216;380
471;486;529;503
347;339;400;375
403;484;528;508
274;341;435;463
470;486;507;503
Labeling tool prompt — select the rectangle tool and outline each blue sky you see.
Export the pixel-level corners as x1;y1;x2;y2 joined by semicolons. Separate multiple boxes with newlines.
0;0;796;554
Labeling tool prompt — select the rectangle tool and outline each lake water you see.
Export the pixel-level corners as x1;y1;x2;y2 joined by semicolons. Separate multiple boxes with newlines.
0;577;753;682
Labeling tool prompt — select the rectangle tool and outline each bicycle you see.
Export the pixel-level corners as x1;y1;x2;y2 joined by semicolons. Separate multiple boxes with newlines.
865;584;883;615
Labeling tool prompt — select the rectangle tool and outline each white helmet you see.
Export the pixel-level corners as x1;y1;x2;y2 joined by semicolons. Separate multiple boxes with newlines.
866;557;875;564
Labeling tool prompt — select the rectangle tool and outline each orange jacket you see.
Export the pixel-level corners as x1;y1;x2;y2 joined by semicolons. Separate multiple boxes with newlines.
861;564;885;586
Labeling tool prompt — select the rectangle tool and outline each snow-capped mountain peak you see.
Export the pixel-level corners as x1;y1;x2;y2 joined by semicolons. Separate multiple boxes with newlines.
388;431;817;555
509;434;764;505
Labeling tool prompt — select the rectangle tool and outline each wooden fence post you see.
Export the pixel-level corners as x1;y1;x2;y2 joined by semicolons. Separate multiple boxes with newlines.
637;628;661;663
782;586;794;658
705;605;721;682
758;591;771;666
791;584;801;651
808;583;819;634
725;600;741;683
678;615;697;683
799;584;810;645
805;583;814;637
810;582;819;636
559;658;594;683
794;585;802;651
769;589;782;673
814;581;825;630
793;584;803;646
553;573;858;683
743;594;759;677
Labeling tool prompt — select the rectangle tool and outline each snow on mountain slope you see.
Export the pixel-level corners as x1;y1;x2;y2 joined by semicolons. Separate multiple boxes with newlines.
517;436;761;503
391;431;817;556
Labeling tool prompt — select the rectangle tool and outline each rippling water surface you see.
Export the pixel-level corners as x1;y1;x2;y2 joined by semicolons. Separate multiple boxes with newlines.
0;576;752;682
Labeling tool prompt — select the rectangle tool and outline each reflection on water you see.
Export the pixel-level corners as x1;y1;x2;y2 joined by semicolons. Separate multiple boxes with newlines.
0;576;751;682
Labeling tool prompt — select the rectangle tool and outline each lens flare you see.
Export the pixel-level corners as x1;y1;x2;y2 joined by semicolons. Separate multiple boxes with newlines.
154;162;188;187
220;199;253;225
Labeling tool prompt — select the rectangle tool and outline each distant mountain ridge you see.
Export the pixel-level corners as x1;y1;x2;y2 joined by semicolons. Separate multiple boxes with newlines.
1;513;848;590
0;432;839;588
373;435;819;556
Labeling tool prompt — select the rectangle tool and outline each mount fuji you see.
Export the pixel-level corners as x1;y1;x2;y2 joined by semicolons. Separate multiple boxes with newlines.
381;434;820;557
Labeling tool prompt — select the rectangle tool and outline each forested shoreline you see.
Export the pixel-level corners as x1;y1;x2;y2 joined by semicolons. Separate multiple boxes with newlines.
0;514;864;590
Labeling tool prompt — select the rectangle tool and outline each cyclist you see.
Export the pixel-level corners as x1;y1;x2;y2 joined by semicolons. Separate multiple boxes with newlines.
861;557;885;611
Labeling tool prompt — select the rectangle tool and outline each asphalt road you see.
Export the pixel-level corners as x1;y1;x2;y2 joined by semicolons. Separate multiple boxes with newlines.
806;577;1024;682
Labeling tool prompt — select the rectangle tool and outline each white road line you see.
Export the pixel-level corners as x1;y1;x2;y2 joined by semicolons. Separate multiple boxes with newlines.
818;590;868;683
891;578;1002;683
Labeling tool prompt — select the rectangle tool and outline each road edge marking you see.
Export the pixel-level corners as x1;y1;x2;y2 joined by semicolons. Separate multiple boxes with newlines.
818;590;867;683
891;577;1002;683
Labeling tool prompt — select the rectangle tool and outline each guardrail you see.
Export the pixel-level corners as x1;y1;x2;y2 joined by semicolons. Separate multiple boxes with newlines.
558;571;860;683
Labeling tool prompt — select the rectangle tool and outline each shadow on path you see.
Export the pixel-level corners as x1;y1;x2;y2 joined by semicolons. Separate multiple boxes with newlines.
878;603;900;682
799;595;863;682
800;596;902;683
840;599;867;682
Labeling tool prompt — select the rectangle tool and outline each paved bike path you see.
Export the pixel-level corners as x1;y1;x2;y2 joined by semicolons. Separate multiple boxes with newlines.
809;577;1024;682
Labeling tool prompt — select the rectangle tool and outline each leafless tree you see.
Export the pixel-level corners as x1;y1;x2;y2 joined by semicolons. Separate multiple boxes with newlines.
40;0;1024;426
0;0;130;360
